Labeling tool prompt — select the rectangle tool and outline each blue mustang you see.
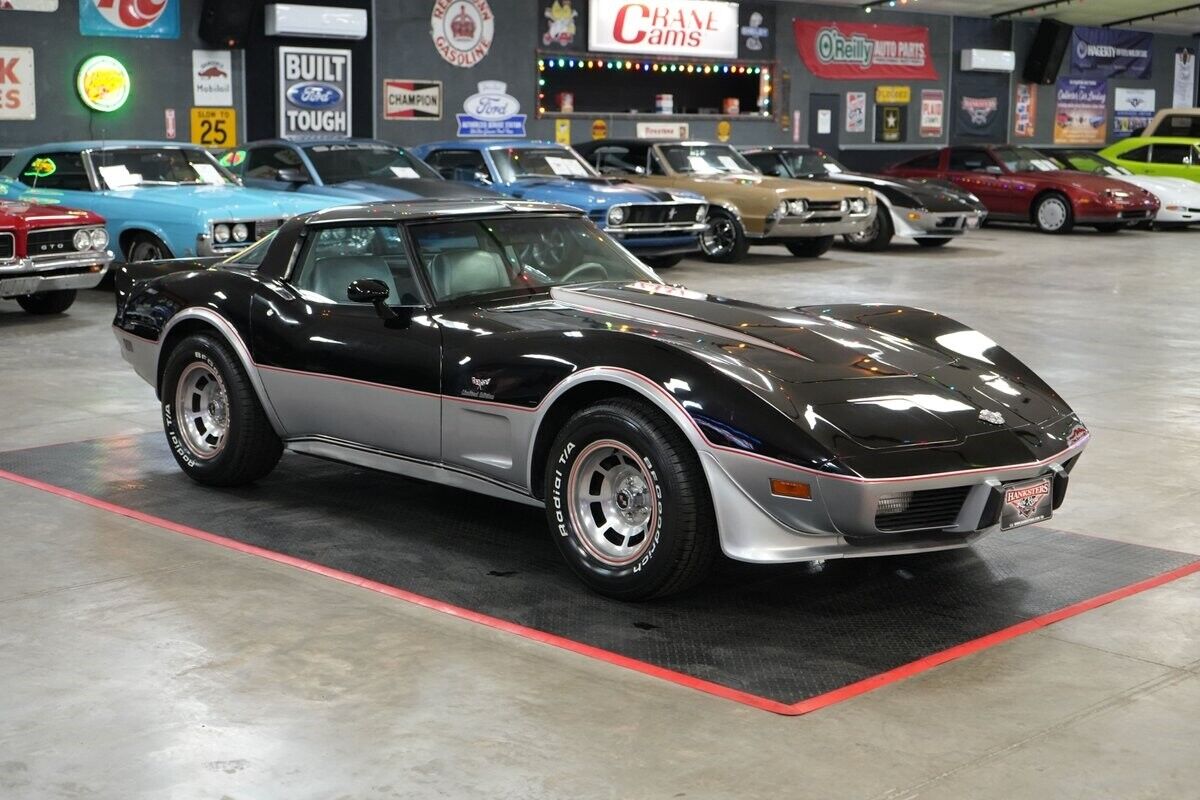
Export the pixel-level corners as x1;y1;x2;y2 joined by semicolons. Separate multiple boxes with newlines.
0;141;339;262
410;139;707;267
223;138;499;202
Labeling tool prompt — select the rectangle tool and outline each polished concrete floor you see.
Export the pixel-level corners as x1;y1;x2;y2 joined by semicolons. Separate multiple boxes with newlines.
2;225;1199;799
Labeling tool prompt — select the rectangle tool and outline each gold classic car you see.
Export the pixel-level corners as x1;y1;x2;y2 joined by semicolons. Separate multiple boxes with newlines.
573;139;875;263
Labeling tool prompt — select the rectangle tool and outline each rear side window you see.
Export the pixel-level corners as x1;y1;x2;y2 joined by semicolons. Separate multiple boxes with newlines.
1161;114;1200;137
17;152;91;190
744;152;787;177
947;149;990;172
903;151;941;170
424;150;488;182
244;147;306;180
588;144;649;175
1150;144;1196;165
1119;145;1149;163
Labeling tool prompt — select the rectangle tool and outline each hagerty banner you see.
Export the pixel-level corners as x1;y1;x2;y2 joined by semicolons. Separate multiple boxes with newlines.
1054;77;1107;146
1069;26;1152;79
794;20;938;80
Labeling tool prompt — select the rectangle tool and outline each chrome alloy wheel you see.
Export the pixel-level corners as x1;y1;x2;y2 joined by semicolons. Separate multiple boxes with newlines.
846;213;881;244
701;216;736;257
174;362;230;459
1037;197;1068;231
567;439;658;566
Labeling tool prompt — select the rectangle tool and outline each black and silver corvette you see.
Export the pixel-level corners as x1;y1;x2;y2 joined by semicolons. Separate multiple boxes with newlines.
113;200;1088;600
742;146;987;251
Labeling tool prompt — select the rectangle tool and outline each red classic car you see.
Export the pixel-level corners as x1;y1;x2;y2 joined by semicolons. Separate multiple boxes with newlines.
0;199;112;314
884;145;1159;234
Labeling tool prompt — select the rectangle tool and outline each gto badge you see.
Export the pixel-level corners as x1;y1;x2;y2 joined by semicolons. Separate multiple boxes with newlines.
978;409;1005;426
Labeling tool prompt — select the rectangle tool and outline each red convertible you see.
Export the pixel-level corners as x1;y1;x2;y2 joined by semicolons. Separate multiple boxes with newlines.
884;145;1159;234
1;199;112;314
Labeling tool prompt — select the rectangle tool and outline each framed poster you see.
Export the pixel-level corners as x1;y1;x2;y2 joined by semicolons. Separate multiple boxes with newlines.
845;91;866;133
1054;78;1106;146
919;89;944;137
278;46;352;139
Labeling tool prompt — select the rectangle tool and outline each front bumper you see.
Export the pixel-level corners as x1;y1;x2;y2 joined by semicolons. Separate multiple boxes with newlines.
1154;206;1200;225
758;209;875;239
0;250;113;298
700;432;1088;564
891;208;985;239
612;230;705;255
1076;206;1156;224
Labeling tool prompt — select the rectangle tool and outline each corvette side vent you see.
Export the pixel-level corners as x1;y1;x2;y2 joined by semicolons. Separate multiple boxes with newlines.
875;486;971;532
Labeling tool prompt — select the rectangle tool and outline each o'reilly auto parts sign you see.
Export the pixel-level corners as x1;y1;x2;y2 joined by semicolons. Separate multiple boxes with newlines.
278;46;352;139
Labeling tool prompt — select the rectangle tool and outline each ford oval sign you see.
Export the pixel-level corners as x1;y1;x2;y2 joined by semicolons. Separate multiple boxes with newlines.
287;82;344;110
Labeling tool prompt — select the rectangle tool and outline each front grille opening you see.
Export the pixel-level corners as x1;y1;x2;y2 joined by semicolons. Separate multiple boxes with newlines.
27;228;85;256
875;485;971;532
0;232;14;261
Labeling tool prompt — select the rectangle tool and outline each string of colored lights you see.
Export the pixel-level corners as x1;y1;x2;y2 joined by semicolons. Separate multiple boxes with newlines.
538;58;768;76
537;58;772;115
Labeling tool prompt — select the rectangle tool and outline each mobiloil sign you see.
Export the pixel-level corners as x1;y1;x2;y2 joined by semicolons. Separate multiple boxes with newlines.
278;46;352;139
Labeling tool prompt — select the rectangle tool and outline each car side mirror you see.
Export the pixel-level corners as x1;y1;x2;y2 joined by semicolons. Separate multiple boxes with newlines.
277;167;308;184
347;278;397;320
984;165;1003;174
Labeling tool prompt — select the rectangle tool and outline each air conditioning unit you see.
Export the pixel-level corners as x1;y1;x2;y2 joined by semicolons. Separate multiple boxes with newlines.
265;4;368;40
961;49;1016;73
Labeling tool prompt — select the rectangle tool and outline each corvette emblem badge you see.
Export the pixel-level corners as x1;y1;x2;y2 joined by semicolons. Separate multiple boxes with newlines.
978;409;1005;426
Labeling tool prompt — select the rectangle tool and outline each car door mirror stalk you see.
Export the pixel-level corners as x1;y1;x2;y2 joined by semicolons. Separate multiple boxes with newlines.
347;278;397;320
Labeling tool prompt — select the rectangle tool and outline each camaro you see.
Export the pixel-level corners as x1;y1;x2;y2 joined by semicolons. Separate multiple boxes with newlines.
1051;149;1200;228
741;145;986;251
0;141;339;262
411;139;708;269
112;200;1089;600
885;145;1159;234
225;138;500;202
1;199;112;314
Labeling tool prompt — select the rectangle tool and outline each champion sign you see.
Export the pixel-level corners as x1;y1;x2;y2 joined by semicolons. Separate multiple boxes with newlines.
278;47;352;139
794;20;937;80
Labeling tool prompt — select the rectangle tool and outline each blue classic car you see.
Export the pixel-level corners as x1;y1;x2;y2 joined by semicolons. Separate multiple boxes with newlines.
0;141;339;262
410;139;707;267
223;138;499;202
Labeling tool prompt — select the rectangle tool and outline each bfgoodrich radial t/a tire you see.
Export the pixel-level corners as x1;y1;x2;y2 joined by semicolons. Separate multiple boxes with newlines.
544;399;718;600
161;333;283;486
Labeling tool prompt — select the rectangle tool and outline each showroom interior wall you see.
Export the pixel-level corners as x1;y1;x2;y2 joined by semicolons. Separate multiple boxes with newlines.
0;1;244;147
1012;21;1199;149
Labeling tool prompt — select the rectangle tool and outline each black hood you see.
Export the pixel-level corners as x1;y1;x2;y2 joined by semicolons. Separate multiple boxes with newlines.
821;172;982;212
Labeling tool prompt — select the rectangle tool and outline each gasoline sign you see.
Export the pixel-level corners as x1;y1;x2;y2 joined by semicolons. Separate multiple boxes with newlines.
278;46;352;139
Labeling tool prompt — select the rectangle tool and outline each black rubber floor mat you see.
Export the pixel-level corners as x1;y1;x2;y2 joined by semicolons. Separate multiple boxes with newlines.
3;434;1195;713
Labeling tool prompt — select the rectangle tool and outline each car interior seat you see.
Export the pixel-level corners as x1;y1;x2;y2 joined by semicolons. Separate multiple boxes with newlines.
428;249;511;299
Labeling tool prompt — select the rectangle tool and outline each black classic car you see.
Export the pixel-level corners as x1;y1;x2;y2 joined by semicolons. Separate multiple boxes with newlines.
741;146;987;251
112;200;1089;600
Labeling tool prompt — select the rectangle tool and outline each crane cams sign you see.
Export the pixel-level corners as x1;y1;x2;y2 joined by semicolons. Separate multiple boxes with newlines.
431;0;494;68
588;0;740;59
278;46;351;139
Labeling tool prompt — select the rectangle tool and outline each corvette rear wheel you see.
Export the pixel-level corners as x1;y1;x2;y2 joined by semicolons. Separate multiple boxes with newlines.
161;333;282;486
16;290;76;315
545;399;717;600
842;208;893;251
1033;193;1074;234
700;209;749;263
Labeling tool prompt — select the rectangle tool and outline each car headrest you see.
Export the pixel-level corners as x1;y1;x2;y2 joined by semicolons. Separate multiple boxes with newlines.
429;249;510;299
311;256;398;303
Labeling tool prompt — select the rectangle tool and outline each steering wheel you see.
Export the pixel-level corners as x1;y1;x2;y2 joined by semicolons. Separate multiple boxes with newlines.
560;261;609;284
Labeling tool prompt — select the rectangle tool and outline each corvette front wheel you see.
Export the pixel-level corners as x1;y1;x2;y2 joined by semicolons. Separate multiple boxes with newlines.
544;399;718;600
161;333;283;486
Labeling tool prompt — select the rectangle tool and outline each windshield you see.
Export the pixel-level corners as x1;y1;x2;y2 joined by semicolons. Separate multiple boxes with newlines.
489;147;597;182
1055;151;1131;177
303;143;439;183
411;215;657;303
661;144;757;175
991;146;1060;173
91;147;237;189
782;149;845;177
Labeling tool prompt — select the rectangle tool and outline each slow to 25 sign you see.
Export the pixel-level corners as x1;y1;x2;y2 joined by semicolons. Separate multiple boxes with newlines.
191;107;238;148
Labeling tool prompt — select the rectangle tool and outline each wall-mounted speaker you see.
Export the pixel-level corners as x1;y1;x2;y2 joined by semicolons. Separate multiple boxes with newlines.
1023;19;1073;85
199;0;257;49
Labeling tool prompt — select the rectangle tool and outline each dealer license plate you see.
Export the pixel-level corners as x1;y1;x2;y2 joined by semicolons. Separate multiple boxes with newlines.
1000;476;1053;530
0;277;40;296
